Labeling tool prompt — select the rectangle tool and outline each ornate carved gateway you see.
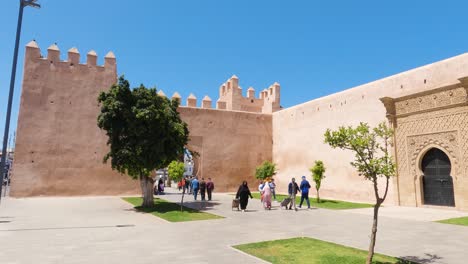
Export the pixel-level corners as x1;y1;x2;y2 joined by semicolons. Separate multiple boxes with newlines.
381;77;468;210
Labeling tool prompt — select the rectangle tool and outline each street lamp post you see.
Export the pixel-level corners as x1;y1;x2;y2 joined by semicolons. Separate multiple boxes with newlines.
0;0;40;201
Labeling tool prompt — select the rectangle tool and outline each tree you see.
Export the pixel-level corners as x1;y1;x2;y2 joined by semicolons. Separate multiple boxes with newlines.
97;76;189;208
255;161;276;180
324;122;395;264
168;160;186;211
310;160;326;203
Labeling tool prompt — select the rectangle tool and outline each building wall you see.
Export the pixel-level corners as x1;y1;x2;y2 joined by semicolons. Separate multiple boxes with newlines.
272;53;468;204
10;41;272;197
11;40;468;208
178;107;272;191
10;42;142;197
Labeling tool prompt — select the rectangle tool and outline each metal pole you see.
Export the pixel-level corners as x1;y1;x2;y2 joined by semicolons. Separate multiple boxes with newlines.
0;1;25;201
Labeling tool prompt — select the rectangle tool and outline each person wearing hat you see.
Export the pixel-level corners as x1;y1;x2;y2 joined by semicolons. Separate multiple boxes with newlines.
299;175;311;209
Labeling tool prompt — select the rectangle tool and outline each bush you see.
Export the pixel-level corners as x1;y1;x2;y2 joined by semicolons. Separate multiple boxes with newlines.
310;160;326;203
255;161;276;180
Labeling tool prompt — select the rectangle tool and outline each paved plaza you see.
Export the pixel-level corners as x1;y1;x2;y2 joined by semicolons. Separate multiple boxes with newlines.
0;189;467;264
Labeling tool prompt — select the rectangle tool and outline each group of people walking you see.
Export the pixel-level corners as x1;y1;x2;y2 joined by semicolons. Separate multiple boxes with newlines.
235;176;312;212
170;174;312;212
287;176;312;210
178;176;215;201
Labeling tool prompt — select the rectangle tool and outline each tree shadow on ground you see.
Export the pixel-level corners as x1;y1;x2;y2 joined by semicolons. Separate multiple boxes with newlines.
316;199;339;204
124;198;215;215
396;253;442;264
154;191;186;196
176;200;221;212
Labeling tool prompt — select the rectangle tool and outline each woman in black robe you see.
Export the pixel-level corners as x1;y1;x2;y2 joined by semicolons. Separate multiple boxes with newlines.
236;181;253;212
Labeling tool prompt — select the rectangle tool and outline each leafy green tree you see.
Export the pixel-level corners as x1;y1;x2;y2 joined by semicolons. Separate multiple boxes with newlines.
310;160;326;203
255;161;276;180
324;122;395;264
168;160;186;211
97;76;189;207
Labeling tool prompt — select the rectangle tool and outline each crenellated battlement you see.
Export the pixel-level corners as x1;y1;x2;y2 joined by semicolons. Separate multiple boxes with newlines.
159;75;281;113
24;40;117;72
198;75;282;113
158;75;280;114
217;75;281;113
153;90;221;110
24;41;278;115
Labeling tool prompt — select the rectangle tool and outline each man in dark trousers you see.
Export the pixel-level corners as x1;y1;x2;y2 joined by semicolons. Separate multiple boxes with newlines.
206;178;215;201
191;177;200;200
199;178;207;201
288;177;300;211
299;175;311;209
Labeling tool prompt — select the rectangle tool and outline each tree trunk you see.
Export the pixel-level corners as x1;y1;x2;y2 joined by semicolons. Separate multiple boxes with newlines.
316;188;320;203
140;175;154;208
366;202;381;264
180;187;185;212
167;176;172;187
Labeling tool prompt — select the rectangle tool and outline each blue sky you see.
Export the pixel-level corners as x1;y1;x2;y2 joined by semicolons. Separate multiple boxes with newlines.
1;0;468;147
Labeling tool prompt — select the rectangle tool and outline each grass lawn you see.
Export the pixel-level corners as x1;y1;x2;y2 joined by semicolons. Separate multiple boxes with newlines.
436;216;468;226
234;237;415;264
250;192;373;210
122;197;223;222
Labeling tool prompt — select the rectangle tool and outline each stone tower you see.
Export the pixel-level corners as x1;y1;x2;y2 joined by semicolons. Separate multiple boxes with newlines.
217;75;281;113
11;41;140;196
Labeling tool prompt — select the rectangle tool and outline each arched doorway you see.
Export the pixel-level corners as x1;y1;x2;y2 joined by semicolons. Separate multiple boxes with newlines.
421;148;455;207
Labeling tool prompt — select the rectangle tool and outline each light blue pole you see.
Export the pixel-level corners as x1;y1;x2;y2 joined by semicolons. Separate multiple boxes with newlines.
0;0;40;201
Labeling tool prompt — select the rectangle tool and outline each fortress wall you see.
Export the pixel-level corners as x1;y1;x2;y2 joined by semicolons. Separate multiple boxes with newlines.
11;41;272;196
272;53;468;204
13;40;468;201
11;42;142;197
178;107;272;191
239;97;264;112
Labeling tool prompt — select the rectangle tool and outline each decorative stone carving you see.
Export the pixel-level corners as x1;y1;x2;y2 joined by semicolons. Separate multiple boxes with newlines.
381;79;468;209
407;131;459;175
447;134;456;142
393;86;468;117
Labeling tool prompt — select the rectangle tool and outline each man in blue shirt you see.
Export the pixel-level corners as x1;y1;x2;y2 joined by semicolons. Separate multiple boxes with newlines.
299;175;311;209
191;177;200;200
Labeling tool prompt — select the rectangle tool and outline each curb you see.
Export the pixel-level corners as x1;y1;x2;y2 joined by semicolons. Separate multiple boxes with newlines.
229;245;272;264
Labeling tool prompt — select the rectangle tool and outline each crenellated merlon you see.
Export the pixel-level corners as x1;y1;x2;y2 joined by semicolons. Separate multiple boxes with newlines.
166;91;224;110
25;40;116;72
202;95;212;109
